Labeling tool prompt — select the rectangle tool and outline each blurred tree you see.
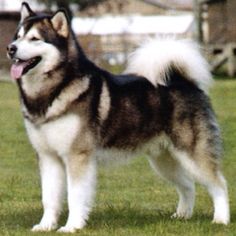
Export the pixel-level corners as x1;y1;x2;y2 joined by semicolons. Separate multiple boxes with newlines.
37;0;128;19
38;0;108;20
39;0;108;10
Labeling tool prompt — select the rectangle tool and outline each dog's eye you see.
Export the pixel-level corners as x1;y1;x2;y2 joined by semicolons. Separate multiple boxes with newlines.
30;37;40;41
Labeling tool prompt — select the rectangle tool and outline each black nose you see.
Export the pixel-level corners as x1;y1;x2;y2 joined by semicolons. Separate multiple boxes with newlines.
7;44;17;57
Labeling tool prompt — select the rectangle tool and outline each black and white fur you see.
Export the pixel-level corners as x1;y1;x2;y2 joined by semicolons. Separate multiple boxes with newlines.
7;2;230;233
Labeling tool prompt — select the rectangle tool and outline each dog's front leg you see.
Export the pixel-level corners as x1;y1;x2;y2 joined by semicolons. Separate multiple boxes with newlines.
58;153;96;233
32;153;66;232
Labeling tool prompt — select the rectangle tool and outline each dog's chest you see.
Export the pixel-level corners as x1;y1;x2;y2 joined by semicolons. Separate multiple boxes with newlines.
24;113;80;156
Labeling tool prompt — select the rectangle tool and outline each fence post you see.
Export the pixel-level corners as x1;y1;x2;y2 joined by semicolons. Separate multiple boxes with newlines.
227;43;236;77
193;0;203;43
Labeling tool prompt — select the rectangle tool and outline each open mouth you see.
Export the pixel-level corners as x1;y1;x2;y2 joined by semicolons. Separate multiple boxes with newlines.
10;56;42;80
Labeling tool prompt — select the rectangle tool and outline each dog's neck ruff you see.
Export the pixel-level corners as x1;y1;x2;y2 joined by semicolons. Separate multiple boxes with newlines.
21;76;91;125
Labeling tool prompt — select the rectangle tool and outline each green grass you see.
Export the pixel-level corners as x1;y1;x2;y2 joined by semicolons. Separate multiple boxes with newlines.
0;78;236;235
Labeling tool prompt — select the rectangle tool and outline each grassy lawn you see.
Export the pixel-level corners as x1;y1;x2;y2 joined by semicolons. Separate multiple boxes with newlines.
0;77;236;236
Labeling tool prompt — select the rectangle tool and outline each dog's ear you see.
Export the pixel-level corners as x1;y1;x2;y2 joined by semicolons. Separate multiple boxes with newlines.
51;10;69;38
21;2;35;23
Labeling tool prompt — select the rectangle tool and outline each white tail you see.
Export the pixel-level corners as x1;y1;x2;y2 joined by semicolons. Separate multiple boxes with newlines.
125;38;212;93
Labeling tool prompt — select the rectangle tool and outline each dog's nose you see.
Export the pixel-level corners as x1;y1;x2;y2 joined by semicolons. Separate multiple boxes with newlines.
7;44;17;57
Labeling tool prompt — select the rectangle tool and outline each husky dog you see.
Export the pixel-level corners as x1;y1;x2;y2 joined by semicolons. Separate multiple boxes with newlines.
7;2;229;233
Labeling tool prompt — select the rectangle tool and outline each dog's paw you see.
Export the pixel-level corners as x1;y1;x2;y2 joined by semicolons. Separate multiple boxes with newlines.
171;212;192;220
57;225;80;233
31;222;57;232
57;220;86;233
212;218;229;225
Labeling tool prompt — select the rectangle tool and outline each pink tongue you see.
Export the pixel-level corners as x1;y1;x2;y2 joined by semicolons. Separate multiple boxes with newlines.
10;63;26;80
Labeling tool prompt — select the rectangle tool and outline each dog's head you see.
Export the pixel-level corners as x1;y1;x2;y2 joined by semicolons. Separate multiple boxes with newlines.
7;2;70;80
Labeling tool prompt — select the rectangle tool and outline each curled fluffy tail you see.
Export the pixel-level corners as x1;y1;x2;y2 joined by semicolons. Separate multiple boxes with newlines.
125;38;212;93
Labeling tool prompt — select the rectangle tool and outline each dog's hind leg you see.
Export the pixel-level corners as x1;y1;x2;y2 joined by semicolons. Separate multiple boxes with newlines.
172;149;230;225
148;151;195;220
32;153;66;232
207;172;229;224
58;153;96;233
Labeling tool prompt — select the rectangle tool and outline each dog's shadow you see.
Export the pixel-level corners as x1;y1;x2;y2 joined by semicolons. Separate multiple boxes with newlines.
89;206;168;229
2;206;168;230
2;206;234;231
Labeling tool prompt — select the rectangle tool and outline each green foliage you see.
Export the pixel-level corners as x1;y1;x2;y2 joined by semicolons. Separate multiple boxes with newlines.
0;78;236;235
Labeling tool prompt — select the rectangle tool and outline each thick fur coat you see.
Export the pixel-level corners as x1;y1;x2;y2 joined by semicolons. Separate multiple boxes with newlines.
7;2;229;233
